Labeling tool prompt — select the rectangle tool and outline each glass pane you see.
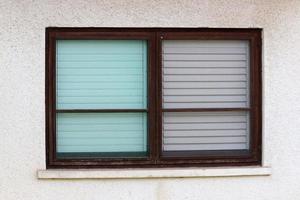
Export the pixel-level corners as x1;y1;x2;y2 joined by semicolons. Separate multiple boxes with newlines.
162;40;249;109
163;111;250;152
56;112;148;158
56;40;148;109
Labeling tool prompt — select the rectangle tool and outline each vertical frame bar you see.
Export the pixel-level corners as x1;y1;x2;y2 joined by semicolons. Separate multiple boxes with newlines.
46;29;57;166
156;32;164;162
147;33;157;163
249;32;262;164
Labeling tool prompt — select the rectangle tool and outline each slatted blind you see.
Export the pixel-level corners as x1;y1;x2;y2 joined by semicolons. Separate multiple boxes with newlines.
162;40;250;151
163;112;249;151
163;40;249;109
56;40;148;155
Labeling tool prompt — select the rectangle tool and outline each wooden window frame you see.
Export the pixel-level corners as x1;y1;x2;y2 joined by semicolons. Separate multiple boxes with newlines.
46;27;262;169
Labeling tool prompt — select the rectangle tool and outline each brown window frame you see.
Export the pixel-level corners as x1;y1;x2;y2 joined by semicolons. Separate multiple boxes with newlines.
46;27;262;169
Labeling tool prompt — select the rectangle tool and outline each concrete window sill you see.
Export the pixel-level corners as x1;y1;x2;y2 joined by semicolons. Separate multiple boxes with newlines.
37;166;271;179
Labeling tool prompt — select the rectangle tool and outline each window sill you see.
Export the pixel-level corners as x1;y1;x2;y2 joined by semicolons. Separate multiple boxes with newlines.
37;166;271;179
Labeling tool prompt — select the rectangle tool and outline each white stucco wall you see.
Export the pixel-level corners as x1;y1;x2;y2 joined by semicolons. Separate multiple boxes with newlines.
1;0;300;199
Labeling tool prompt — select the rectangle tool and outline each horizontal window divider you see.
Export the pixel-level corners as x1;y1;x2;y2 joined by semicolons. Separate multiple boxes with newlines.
56;109;148;113
163;53;247;55
57;152;148;159
162;108;251;112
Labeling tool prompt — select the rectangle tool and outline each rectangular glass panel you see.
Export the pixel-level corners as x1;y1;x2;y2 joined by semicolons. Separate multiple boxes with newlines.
162;40;249;109
57;113;148;158
163;111;250;151
55;40;148;158
162;40;250;153
56;40;147;109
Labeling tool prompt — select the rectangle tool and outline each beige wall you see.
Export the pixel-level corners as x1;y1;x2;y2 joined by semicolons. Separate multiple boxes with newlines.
1;0;300;199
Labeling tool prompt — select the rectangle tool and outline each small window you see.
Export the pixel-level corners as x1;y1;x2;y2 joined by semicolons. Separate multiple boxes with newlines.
46;28;262;168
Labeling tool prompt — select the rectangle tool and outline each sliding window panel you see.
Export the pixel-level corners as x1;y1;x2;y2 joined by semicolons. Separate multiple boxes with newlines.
56;40;148;109
162;40;249;109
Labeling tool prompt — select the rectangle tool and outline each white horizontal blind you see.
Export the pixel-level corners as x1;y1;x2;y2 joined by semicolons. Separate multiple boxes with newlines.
163;40;249;109
163;112;249;151
162;40;250;151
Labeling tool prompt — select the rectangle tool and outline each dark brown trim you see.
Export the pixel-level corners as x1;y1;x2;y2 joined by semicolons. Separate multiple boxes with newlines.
57;152;148;159
46;156;259;169
46;27;262;168
148;33;158;163
162;108;250;112
46;30;57;167
47;27;262;32
162;150;251;158
56;109;148;113
249;31;262;163
54;32;155;40
45;28;50;167
156;32;163;162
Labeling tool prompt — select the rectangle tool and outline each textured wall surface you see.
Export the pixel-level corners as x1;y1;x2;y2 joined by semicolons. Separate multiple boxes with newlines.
1;0;300;199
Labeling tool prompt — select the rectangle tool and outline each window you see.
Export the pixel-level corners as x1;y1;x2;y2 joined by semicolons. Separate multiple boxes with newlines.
46;28;262;168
